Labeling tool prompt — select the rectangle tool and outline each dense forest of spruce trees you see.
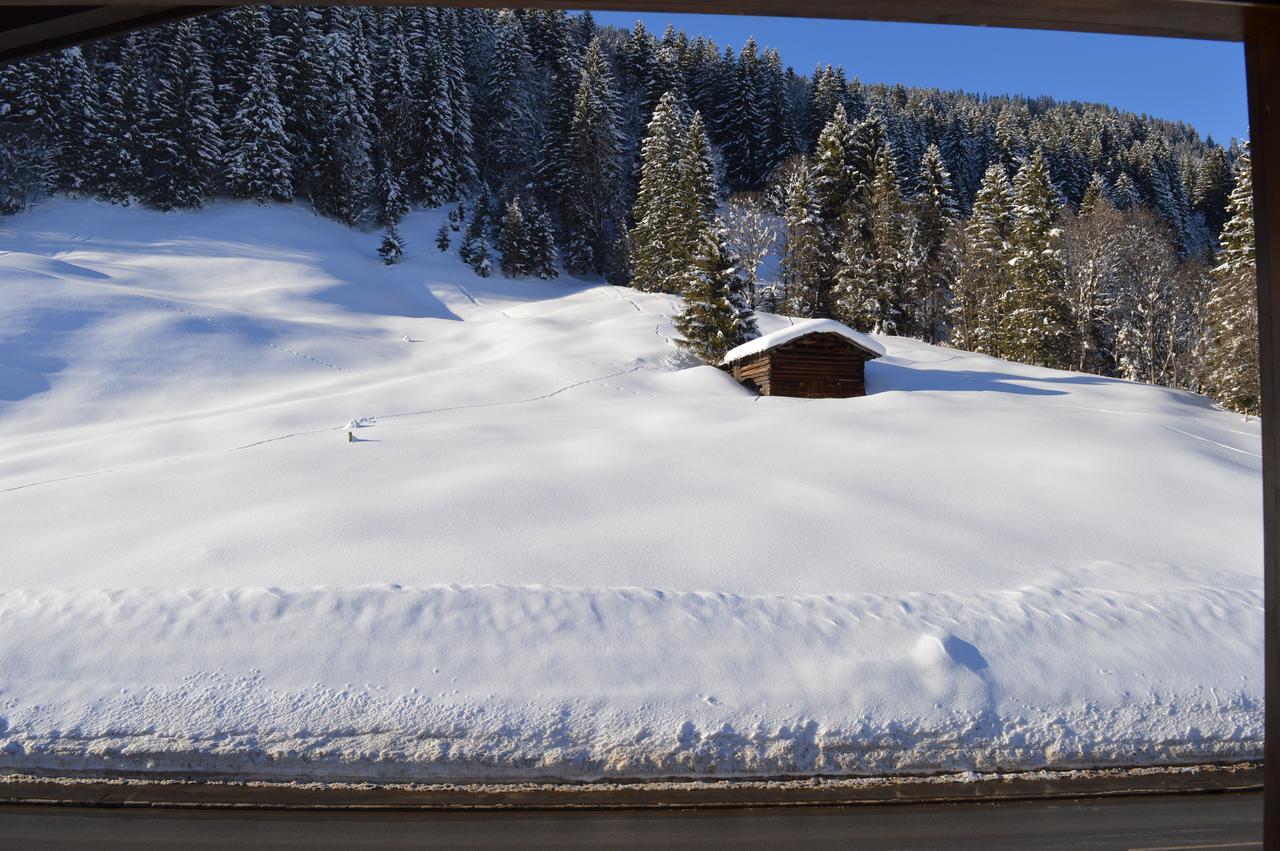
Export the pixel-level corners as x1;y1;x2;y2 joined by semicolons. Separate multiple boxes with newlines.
0;5;1261;413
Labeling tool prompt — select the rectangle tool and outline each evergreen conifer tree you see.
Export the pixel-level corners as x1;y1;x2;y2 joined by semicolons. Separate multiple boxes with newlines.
631;91;691;293
482;12;536;189
460;205;494;278
223;11;292;204
781;165;826;317
1206;148;1259;414
375;166;409;264
1002;149;1074;367
95;35;152;203
1194;145;1234;246
911;143;960;342
832;145;908;334
951;164;1014;354
274;7;326;199
499;197;532;277
526;199;559;279
673;222;759;362
51;48;99;195
1079;172;1110;217
148;22;221;210
309;13;373;223
1112;172;1140;211
560;38;626;275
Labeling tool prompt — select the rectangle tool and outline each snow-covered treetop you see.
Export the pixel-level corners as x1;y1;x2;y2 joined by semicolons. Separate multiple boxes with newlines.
719;318;885;365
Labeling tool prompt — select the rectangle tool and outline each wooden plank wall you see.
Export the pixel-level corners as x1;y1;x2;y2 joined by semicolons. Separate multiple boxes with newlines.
730;333;874;398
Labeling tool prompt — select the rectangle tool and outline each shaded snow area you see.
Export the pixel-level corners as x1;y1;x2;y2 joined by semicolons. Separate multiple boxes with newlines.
0;200;1263;782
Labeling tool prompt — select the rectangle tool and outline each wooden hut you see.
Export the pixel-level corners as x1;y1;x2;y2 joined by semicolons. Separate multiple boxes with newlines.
720;319;883;398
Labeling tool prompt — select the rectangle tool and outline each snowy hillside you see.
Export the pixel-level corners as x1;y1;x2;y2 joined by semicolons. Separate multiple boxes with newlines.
0;200;1263;781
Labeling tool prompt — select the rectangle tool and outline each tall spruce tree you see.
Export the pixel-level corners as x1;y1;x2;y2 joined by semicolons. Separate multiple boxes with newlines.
912;143;960;342
498;197;532;277
781;164;826;317
95;35;152;203
148;21;221;210
559;38;625;275
833;144;909;334
630;91;690;293
51;48;99;195
376;165;409;264
1194;145;1234;246
1002;149;1074;368
308;10;374;224
951;164;1014;355
673;222;759;362
482;11;536;189
223;11;292;204
1206;148;1259;414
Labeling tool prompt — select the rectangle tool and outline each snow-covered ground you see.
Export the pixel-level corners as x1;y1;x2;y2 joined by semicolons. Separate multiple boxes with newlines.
0;199;1263;781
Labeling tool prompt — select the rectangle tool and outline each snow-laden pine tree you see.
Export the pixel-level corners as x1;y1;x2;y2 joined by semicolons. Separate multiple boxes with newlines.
716;37;765;189
308;10;373;224
674;223;759;362
559;38;625;276
1206;148;1259;415
148;21;221;210
462;209;494;278
482;11;536;190
498;198;531;277
912;143;960;342
1112;172;1140;211
0;56;54;213
761;49;798;179
223;10;292;205
95;35;152;204
1194;145;1234;247
781;164;826;317
832;144;909;334
525;200;559;279
630;91;690;293
1078;172;1110;217
51;48;99;195
273;7;326;199
1001;149;1074;368
376;166;409;265
811;103;854;232
535;25;584;213
950;164;1014;355
672;113;759;360
374;14;417;190
679;111;719;223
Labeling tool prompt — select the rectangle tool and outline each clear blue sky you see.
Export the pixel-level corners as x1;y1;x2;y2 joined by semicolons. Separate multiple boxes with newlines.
585;11;1248;145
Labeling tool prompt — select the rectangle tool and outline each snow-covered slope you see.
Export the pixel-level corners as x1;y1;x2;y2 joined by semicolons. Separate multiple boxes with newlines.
0;199;1263;781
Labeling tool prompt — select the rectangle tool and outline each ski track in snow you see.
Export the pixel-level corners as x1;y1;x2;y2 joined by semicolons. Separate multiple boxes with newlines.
0;364;648;495
451;281;511;319
1162;425;1263;458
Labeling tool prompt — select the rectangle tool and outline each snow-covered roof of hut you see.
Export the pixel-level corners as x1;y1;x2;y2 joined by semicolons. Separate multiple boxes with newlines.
720;319;885;365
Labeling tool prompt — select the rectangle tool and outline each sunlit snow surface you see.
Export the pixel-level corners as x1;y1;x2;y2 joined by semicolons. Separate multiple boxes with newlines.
0;200;1262;781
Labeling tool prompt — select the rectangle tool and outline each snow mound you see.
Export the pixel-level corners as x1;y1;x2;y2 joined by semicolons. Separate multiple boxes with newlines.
721;318;886;364
0;199;1262;782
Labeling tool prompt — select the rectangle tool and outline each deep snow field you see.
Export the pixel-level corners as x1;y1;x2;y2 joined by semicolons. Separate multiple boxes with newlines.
0;199;1263;781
